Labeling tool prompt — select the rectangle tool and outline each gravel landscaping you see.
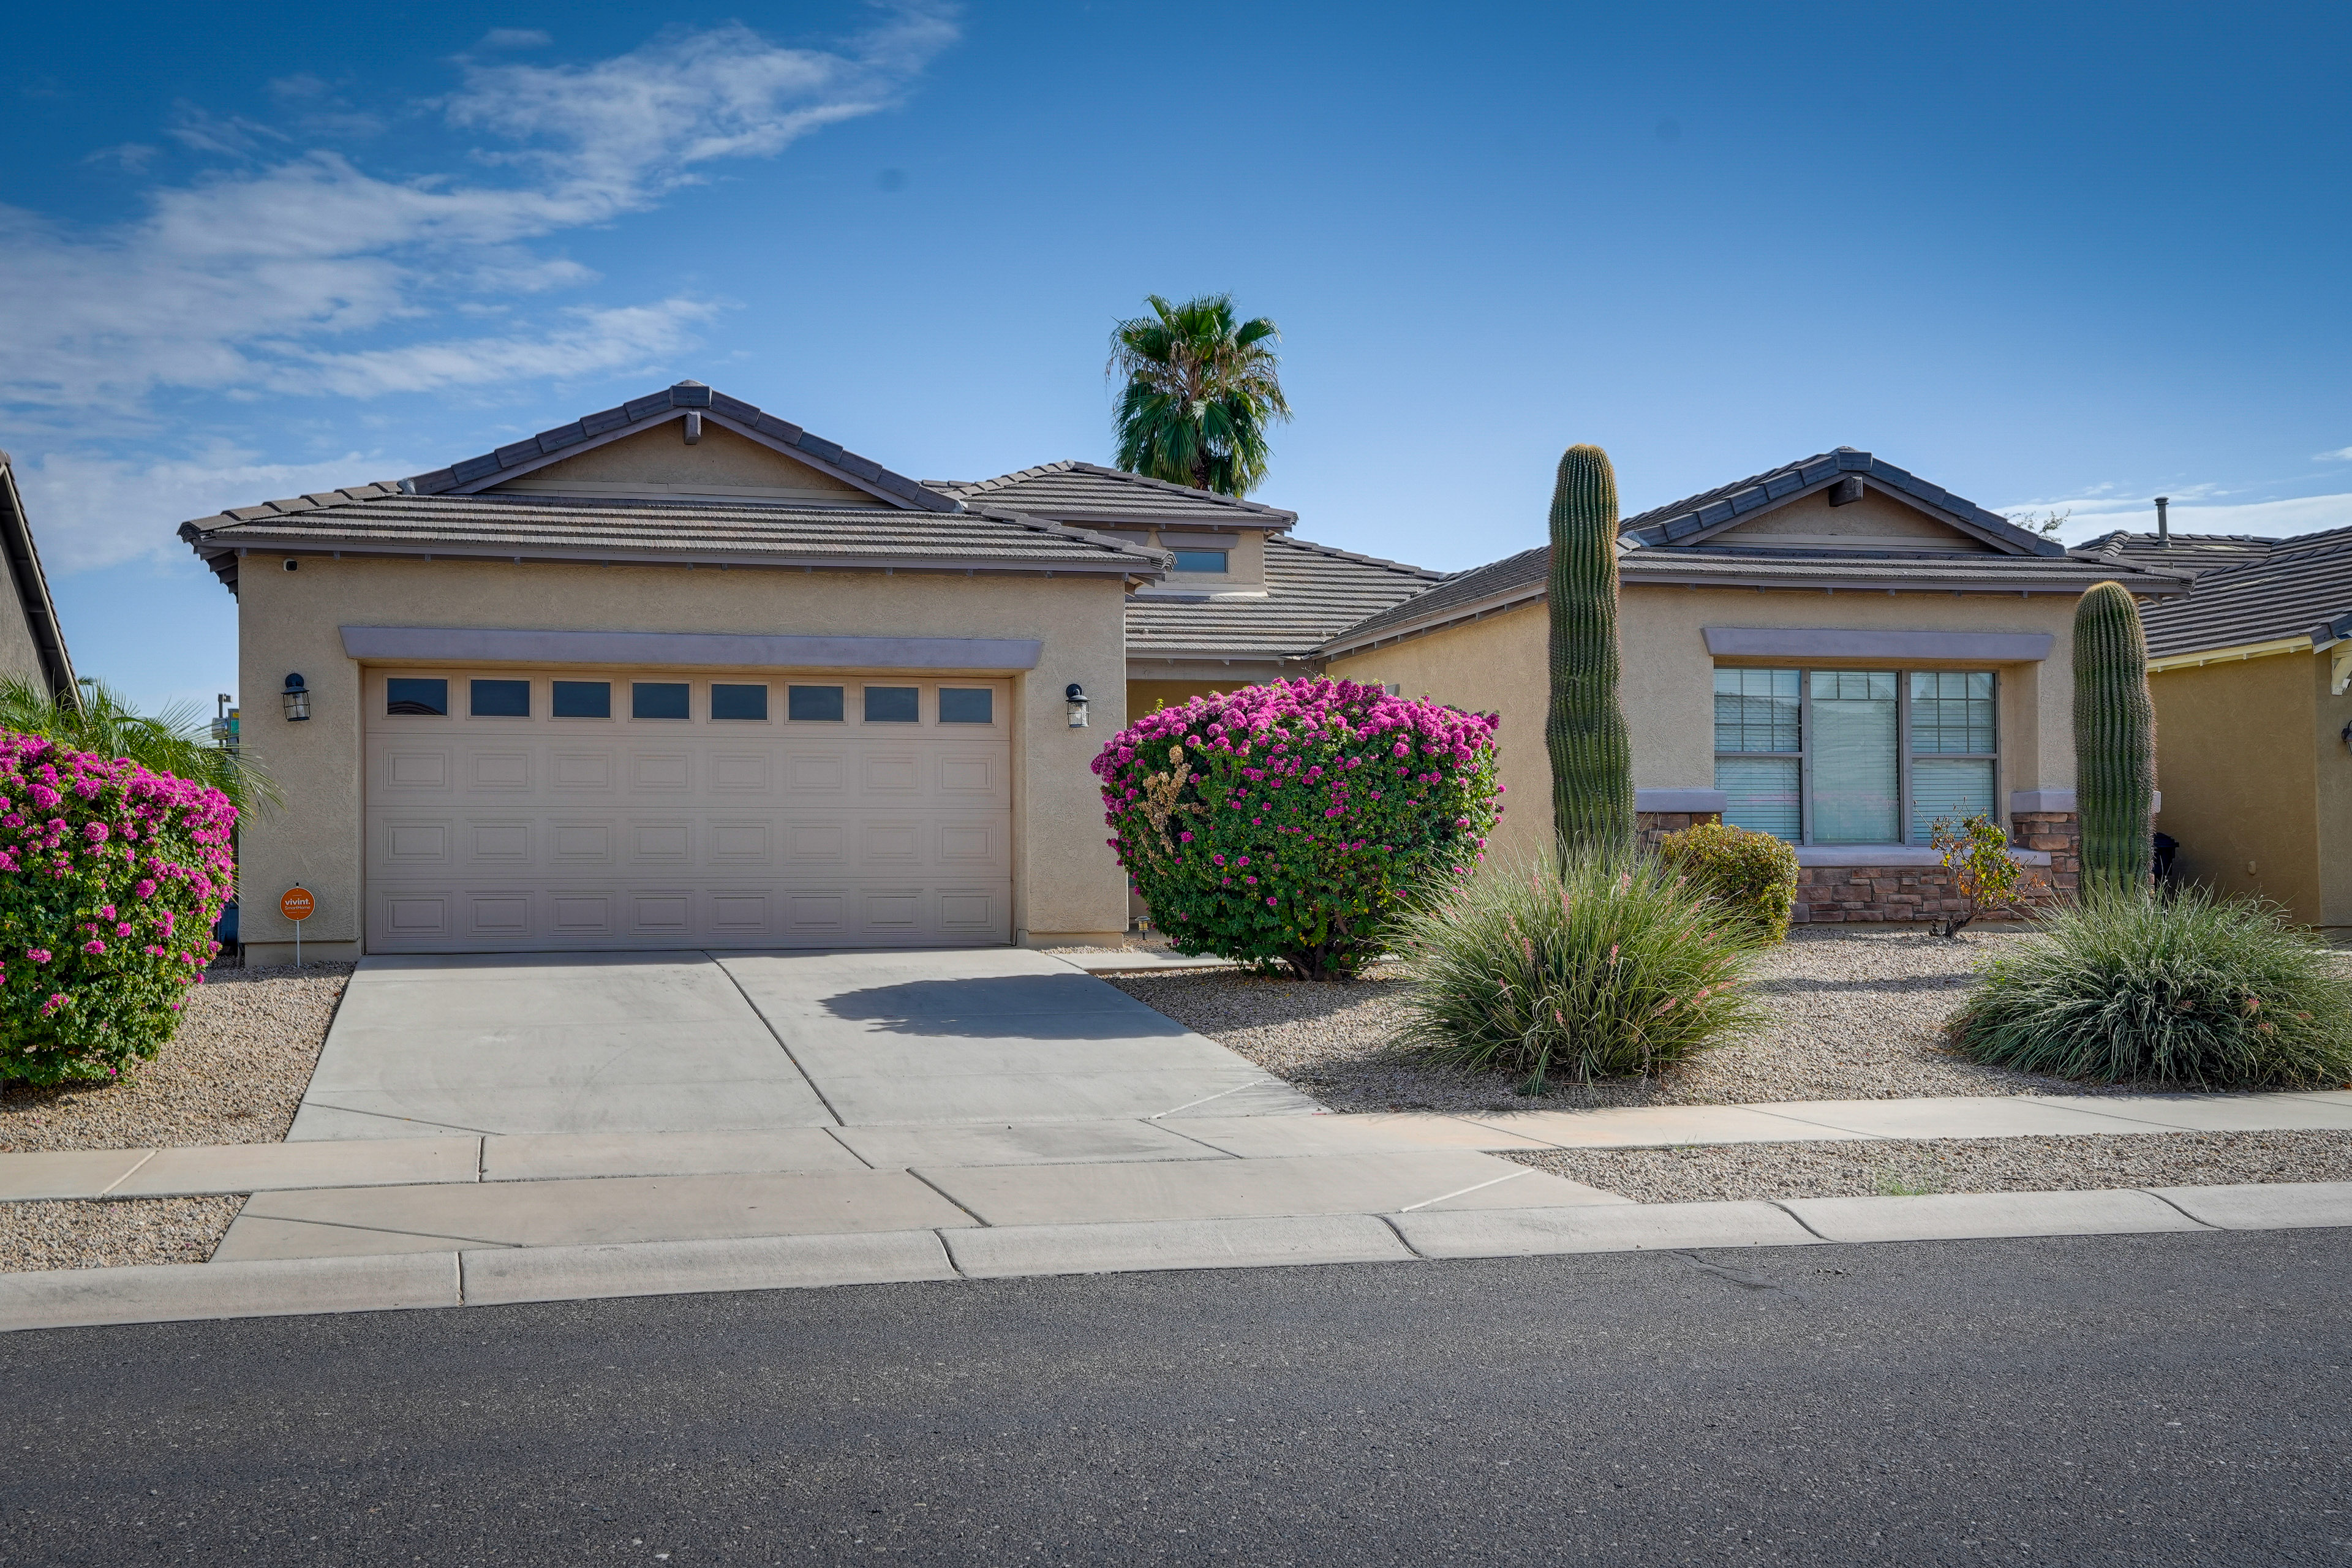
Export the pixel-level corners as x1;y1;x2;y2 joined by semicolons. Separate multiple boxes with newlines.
1111;927;2077;1114
0;1195;247;1272
1498;1128;2352;1204
0;962;352;1153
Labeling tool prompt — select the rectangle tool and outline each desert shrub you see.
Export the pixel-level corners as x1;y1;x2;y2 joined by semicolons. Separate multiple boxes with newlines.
1093;677;1501;980
1928;813;2037;937
0;731;236;1086
1393;854;1765;1091
1951;886;2352;1088
1655;820;1798;943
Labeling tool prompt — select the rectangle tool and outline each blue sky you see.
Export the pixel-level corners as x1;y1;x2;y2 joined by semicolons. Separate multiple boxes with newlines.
4;1;2347;713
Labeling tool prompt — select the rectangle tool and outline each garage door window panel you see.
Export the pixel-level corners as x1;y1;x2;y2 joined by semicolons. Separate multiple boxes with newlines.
939;688;994;725
470;679;530;718
632;682;691;720
789;685;845;722
386;677;448;717
712;683;769;721
552;681;611;719
864;686;920;723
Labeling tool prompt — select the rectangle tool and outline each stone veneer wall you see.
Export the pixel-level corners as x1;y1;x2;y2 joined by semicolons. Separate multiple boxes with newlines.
1632;810;2084;925
1798;812;2080;924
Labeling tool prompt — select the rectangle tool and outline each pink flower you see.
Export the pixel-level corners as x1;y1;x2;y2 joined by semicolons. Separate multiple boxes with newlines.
24;948;50;963
83;939;106;955
82;821;109;843
134;878;157;899
39;992;67;1016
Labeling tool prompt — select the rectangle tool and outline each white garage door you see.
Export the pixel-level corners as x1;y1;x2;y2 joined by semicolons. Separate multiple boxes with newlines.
363;668;1012;952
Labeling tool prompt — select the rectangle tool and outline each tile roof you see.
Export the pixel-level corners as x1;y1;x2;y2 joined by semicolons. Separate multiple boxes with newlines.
177;488;1163;595
930;462;1297;527
1620;448;2066;557
2071;528;2323;579
2138;529;2352;658
1125;535;1439;661
404;381;958;514
1317;545;2190;657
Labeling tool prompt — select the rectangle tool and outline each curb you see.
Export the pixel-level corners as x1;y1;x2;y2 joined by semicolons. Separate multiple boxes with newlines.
4;1182;2350;1334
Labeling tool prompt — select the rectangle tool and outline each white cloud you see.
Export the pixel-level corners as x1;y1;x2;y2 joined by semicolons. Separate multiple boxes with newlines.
2002;488;2352;546
12;446;421;573
0;10;958;574
477;29;554;50
2316;445;2352;462
0;12;955;410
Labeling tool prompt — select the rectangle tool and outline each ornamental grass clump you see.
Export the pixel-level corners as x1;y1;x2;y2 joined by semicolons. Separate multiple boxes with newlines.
1393;854;1765;1092
0;730;236;1086
1951;887;2352;1088
1093;678;1501;981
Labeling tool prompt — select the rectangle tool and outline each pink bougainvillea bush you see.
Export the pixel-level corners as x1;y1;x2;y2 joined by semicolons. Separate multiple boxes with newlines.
1093;678;1502;980
0;731;235;1085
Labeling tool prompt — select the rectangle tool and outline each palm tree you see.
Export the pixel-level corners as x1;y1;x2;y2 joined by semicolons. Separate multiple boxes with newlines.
1107;294;1291;496
0;675;277;815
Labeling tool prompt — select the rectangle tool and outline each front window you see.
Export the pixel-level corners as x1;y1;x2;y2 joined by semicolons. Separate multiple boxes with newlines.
1170;548;1229;573
1713;668;1998;845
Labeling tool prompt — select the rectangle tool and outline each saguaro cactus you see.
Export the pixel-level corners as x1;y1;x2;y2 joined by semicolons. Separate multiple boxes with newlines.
1545;444;1637;861
2072;580;2156;891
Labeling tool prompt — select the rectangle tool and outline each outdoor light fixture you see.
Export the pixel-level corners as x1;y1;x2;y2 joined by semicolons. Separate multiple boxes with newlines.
281;673;311;722
1065;682;1089;729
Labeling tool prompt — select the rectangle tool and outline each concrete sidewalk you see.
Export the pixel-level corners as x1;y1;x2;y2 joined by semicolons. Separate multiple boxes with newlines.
6;1181;2350;1332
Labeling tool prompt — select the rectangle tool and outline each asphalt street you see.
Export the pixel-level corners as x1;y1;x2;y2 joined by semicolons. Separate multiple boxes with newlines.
3;1229;2347;1566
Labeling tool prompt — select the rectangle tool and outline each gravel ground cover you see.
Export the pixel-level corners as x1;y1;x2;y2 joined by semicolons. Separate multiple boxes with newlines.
1110;927;2075;1114
0;1195;246;1272
1498;1128;2352;1203
0;962;353;1153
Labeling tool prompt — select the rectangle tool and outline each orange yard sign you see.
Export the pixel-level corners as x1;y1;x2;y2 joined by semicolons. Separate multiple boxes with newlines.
280;888;314;922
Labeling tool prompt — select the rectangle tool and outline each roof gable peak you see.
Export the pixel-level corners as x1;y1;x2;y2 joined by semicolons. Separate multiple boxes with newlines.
402;382;958;514
1620;449;2065;558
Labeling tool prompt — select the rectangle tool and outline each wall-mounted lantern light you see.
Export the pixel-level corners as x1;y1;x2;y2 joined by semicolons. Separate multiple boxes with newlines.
281;673;311;722
1065;682;1089;729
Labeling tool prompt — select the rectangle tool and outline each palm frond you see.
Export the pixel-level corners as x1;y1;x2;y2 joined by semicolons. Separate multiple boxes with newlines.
0;674;279;816
1107;292;1291;495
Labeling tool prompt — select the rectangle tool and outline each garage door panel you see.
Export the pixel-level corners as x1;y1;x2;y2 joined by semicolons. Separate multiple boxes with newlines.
366;672;1009;952
551;820;616;864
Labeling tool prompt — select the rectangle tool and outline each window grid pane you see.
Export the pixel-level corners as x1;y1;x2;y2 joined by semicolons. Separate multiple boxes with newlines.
1909;670;1996;753
1713;668;1800;753
1809;670;1899;843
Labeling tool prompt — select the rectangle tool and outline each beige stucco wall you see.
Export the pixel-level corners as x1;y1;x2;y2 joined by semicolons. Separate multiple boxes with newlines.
0;551;48;690
1328;584;2084;864
2149;654;2324;922
232;554;1131;959
2312;654;2352;927
488;423;880;501
1714;488;1999;551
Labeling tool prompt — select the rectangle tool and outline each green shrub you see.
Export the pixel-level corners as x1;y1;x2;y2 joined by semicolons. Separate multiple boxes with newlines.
1655;820;1798;943
1951;886;2352;1088
1093;678;1501;981
1392;854;1765;1091
0;731;236;1086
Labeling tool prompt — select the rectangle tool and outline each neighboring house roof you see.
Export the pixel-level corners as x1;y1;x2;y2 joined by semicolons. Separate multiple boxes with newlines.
1126;535;1440;666
1619;447;2067;557
929;462;1297;529
2071;527;2350;580
0;453;78;701
402;381;959;514
2138;528;2352;660
178;489;1163;597
1317;450;2196;660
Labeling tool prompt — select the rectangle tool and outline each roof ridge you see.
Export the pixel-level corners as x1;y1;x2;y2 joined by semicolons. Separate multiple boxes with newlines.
1618;449;2064;559
938;461;1298;522
396;382;959;515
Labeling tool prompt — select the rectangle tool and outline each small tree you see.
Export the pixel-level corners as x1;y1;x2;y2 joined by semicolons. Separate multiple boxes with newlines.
1929;813;2037;938
1107;294;1290;496
1093;679;1500;981
1544;445;1635;861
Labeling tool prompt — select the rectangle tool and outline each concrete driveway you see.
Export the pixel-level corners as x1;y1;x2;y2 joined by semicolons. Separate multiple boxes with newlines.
290;948;1317;1141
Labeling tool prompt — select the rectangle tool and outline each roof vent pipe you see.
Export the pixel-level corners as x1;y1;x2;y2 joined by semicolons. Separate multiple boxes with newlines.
2154;496;2170;546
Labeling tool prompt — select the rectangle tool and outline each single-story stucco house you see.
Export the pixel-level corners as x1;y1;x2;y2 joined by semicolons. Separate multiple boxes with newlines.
1311;450;2188;922
2084;522;2352;929
0;452;79;699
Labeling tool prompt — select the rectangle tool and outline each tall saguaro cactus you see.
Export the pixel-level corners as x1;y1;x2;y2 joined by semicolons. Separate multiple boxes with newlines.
2073;581;2157;891
1545;444;1637;861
